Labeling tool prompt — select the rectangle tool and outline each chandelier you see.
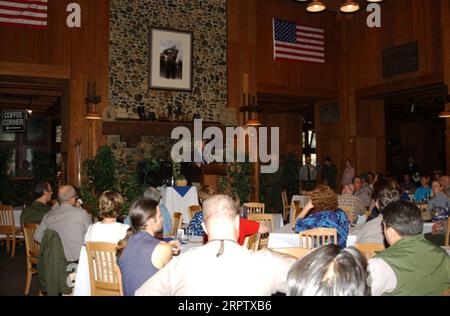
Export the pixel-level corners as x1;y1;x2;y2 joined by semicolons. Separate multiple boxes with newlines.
294;0;383;14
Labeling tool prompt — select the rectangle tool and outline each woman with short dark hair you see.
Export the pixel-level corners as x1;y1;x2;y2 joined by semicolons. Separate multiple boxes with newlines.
294;185;349;248
287;244;370;296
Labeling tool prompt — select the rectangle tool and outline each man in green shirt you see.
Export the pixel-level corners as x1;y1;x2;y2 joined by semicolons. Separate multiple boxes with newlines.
322;156;337;191
20;182;53;224
368;200;450;296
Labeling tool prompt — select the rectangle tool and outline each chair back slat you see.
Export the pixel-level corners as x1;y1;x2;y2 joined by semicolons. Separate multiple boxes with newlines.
244;203;265;214
281;191;289;221
0;205;15;230
171;212;183;236
299;228;337;249
243;233;260;251
85;242;123;296
355;243;385;259
247;214;275;233
188;205;201;222
23;223;40;258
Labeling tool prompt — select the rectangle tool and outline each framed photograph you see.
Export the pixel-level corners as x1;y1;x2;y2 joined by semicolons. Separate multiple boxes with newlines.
149;28;193;91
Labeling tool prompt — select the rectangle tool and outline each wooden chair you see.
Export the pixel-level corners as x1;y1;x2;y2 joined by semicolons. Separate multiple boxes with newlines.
244;202;265;214
243;233;260;252
340;205;356;223
171;212;183;236
0;205;23;258
270;247;312;259
248;213;274;249
291;201;302;229
22;223;40;295
299;228;337;249
281;191;290;222
188;205;201;222
355;243;385;259
85;242;123;296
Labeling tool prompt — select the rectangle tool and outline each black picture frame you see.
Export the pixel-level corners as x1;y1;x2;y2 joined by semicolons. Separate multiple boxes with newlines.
148;27;193;92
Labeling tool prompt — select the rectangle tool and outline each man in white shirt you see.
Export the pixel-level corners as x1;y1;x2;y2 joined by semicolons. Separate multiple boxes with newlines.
299;155;317;192
136;194;295;296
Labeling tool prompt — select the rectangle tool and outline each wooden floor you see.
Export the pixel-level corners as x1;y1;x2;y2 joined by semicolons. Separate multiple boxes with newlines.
0;242;40;296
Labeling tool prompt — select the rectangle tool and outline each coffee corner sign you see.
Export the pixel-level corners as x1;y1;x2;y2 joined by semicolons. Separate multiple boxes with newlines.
2;110;26;133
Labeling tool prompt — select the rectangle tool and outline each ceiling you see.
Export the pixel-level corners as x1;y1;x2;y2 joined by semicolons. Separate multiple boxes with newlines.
0;75;64;116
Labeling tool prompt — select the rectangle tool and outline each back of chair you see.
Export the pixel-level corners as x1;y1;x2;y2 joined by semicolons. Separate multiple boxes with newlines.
85;242;123;296
0;205;15;234
340;205;356;223
244;203;265;214
243;233;260;251
355;243;385;259
23;223;40;260
299;228;337;249
247;213;275;232
445;217;450;247
270;247;312;259
172;212;183;236
188;205;201;222
281;191;289;221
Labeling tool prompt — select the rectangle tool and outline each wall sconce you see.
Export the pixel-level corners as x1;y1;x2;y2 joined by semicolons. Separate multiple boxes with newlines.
240;94;262;127
85;82;102;120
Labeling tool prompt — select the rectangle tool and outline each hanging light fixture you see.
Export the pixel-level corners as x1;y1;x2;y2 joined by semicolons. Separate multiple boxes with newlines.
307;0;326;13
26;100;33;117
340;0;360;13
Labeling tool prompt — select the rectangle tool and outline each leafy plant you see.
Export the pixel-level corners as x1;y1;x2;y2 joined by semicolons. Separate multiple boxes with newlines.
219;160;253;204
172;162;182;180
280;152;301;202
84;145;117;194
0;148;11;190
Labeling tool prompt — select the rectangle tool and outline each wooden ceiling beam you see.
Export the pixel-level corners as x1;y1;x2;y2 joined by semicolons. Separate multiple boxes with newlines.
0;87;62;97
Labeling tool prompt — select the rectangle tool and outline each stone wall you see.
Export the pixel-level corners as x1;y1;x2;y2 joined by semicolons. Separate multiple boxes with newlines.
108;0;227;161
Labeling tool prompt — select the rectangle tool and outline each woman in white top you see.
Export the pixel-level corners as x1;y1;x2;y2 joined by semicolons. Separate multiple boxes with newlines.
84;191;129;244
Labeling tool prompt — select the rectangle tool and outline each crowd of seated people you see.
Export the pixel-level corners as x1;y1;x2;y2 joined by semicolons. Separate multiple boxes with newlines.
10;171;448;297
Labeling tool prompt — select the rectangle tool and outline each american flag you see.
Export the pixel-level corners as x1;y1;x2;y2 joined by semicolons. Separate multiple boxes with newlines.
0;0;48;28
273;18;325;64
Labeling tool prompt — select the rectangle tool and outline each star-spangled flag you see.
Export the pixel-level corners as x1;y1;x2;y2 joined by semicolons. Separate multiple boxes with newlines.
0;0;48;28
273;18;325;64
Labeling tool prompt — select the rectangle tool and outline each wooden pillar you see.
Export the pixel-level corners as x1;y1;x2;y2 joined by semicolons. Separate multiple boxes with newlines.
442;0;450;173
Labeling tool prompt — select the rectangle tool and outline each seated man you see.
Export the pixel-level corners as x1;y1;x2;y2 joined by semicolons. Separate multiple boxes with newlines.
35;185;92;263
20;182;53;224
414;176;431;202
400;174;416;193
368;201;450;296
356;187;400;245
353;176;372;209
136;195;295;296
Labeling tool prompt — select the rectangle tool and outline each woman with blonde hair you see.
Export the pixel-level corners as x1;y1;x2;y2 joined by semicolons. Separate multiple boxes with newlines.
84;191;129;244
295;185;349;248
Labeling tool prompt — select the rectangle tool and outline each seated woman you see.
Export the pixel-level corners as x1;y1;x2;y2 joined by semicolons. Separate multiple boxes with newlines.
287;244;370;296
428;180;450;210
295;185;349;249
84;191;129;244
117;199;180;296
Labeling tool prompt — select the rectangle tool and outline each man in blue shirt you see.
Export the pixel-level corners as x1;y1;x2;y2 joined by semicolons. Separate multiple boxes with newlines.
414;176;431;202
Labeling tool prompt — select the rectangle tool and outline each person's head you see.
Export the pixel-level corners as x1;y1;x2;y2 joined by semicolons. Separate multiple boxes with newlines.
367;172;375;185
35;182;52;202
305;154;312;165
287;245;370;296
57;185;77;205
420;176;430;187
98;191;124;220
352;176;362;191
408;156;414;164
431;180;443;195
143;187;162;203
324;156;332;166
376;187;400;213
382;201;422;246
117;199;161;258
433;170;442;182
198;185;215;205
403;174;411;183
439;176;450;189
201;195;239;240
307;185;338;213
345;159;352;168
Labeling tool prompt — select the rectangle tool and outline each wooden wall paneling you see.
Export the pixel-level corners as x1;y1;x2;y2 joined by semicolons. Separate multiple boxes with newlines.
442;0;450;173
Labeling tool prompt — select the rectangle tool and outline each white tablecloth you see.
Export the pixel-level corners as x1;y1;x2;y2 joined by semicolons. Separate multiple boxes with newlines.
160;186;199;224
422;222;434;235
0;207;23;239
289;195;310;224
268;224;358;249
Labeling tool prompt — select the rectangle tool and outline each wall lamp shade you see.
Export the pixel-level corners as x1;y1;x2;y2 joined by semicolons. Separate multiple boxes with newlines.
340;0;360;13
439;110;450;119
307;0;326;13
85;111;102;120
246;119;262;127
